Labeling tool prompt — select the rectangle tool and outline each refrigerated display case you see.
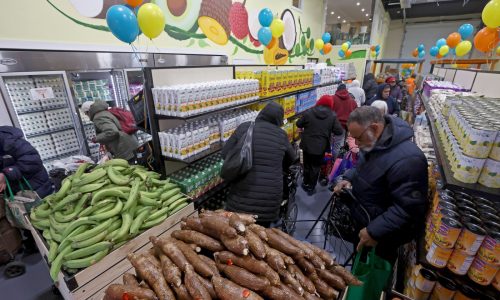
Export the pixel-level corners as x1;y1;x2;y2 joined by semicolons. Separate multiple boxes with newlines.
0;71;85;170
124;68;144;99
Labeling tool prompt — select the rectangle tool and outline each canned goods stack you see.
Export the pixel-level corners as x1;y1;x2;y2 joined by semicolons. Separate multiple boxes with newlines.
424;189;500;289
169;153;224;199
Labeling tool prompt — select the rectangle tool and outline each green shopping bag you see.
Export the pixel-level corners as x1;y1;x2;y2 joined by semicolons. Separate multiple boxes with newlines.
4;176;42;229
345;247;393;300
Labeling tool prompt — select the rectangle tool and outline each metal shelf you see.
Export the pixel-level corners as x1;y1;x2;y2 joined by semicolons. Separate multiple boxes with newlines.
25;125;75;138
16;104;68;115
421;94;499;200
164;142;222;164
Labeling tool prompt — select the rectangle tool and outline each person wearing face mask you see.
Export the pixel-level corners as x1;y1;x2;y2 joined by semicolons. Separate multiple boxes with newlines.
385;76;402;103
366;84;400;116
333;106;428;262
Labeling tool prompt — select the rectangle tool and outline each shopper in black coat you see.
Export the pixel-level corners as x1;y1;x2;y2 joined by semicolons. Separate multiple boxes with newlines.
0;126;53;198
363;73;378;100
297;95;343;194
366;84;400;116
222;102;297;226
334;107;428;262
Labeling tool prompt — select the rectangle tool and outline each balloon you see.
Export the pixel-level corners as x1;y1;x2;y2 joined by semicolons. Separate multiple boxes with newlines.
473;27;500;53
371;50;377;58
258;27;273;46
345;49;352;58
455;40;472;56
106;5;139;44
322;32;331;43
482;0;500;28
270;19;285;38
323;43;332;54
436;38;447;48
315;39;325;50
370;45;375;51
320;50;325;55
375;45;381;51
439;45;450;56
418;50;426;58
458;24;474;39
341;42;349;51
347;41;352;48
446;32;461;48
137;3;164;39
417;44;425;52
258;8;273;27
338;49;345;58
436;53;443;59
412;49;419;57
497;46;500;56
429;46;439;57
125;0;143;7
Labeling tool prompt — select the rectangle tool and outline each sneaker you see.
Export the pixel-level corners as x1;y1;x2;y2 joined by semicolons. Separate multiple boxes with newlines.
319;178;328;186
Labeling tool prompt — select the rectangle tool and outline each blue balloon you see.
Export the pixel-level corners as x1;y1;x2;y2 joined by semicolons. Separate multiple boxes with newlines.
347;41;352;48
458;24;474;39
449;48;456;56
429;46;439;57
106;5;139;44
322;32;331;43
258;27;272;46
418;50;425;58
338;49;345;58
375;45;381;51
258;8;273;27
320;50;325;55
436;38;446;48
418;44;425;52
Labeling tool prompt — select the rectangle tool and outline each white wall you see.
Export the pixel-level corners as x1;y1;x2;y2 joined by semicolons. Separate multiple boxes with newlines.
0;92;13;126
370;0;391;58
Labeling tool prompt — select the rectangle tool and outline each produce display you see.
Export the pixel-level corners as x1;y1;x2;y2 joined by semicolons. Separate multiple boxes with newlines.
236;69;314;97
152;79;260;117
103;211;361;300
29;159;190;281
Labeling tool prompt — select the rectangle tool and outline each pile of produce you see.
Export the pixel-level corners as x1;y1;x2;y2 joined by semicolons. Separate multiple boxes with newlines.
29;159;190;281
104;210;362;300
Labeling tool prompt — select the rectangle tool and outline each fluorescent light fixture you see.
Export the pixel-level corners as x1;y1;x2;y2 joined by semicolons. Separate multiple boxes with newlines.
338;16;341;19
356;2;360;6
331;11;334;15
361;8;365;12
365;13;369;16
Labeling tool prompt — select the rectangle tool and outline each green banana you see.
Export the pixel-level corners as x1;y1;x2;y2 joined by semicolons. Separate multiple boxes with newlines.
123;178;140;212
134;206;149;217
70;218;116;242
111;212;132;242
133;169;148;181
71;230;108;249
73;168;107;187
112;240;128;251
62;249;110;269
53;193;91;222
48;240;59;263
160;188;181;202
52;193;82;211
49;215;69;233
33;202;52;218
77;180;110;194
89;200;123;221
146;206;170;221
50;245;72;282
64;241;113;260
91;189;126;205
73;162;90;179
92;202;116;215
61;217;98;240
140;213;168;230
130;207;151;235
107;167;131;186
53;178;72;201
42;229;52;241
169;202;189;216
167;198;188;211
163;194;186;207
58;225;89;252
32;219;50;230
103;159;129;168
50;226;62;243
139;195;159;206
140;190;161;199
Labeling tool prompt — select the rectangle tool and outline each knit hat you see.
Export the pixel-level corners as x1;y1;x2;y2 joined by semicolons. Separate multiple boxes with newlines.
385;76;396;83
316;95;334;110
81;101;94;113
337;84;347;91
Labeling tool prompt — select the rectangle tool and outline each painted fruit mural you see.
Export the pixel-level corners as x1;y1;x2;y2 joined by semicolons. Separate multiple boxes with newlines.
49;0;317;64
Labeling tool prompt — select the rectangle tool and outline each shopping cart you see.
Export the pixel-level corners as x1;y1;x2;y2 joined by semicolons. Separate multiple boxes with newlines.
278;164;301;235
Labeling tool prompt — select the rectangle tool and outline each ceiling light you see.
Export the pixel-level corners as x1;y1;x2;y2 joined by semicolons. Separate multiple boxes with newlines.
356;2;360;6
362;8;365;12
338;16;341;19
369;18;372;20
331;11;334;15
365;13;369;17
343;20;346;23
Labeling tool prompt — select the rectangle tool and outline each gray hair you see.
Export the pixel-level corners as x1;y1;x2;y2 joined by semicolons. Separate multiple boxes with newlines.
348;106;385;126
371;100;388;115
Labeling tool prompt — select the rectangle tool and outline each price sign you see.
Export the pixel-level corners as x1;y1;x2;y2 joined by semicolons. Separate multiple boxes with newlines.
30;87;55;100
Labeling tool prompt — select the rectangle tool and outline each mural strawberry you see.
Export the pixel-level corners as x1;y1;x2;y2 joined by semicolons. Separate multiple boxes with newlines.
229;0;249;40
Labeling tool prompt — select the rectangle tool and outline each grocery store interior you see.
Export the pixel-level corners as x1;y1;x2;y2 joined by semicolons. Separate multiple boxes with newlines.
0;0;499;299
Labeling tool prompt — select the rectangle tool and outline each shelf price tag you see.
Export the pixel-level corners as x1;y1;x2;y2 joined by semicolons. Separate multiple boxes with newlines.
30;87;54;100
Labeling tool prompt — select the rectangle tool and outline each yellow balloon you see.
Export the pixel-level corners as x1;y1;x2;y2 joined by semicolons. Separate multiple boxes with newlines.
270;19;285;38
439;45;450;56
371;50;377;58
315;39;325;50
341;43;349;52
482;0;500;28
455;40;472;57
497;46;500;56
137;3;165;39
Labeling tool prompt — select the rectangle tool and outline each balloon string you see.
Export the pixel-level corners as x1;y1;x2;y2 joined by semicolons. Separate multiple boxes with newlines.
130;44;144;69
151;39;162;53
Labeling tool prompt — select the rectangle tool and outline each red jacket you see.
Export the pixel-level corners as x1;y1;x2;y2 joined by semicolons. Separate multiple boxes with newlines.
333;89;358;128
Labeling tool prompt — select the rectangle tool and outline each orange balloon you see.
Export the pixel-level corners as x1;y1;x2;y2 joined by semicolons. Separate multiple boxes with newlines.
345;49;352;58
412;49;419;57
370;45;376;51
125;0;143;7
323;43;332;54
436;53;443;59
474;27;500;53
266;37;278;49
446;32;461;48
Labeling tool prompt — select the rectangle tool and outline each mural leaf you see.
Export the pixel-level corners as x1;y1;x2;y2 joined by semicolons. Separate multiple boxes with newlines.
198;39;210;48
301;36;306;48
232;46;239;56
294;44;301;57
186;39;195;47
306;28;311;39
242;37;248;44
309;39;314;50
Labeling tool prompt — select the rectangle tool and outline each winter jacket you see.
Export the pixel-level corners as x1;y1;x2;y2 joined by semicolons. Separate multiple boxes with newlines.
89;101;138;160
343;116;428;247
332;89;358;128
363;73;378;100
0;126;53;198
221;102;297;222
297;106;343;155
366;85;401;116
390;85;403;102
348;80;366;107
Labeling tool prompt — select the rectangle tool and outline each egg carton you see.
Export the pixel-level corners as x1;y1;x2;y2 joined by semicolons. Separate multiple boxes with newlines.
84;124;96;139
51;130;80;155
4;77;42;112
34;76;69;108
27;135;57;160
17;113;49;135
44;108;73;129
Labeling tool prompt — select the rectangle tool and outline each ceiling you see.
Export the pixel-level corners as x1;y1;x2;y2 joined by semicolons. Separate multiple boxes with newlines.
326;0;373;25
382;0;488;19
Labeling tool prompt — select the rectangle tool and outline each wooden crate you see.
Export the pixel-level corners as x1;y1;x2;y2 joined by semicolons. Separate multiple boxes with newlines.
29;202;195;300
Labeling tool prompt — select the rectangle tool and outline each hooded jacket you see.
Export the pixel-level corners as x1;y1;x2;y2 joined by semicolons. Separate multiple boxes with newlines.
89;101;138;160
366;84;401;116
332;89;358;128
221;102;297;222
0;126;53;198
363;73;378;100
348;80;366;107
344;116;428;247
297;104;343;155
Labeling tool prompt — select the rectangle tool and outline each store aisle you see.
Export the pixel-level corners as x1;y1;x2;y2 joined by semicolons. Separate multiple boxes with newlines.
0;252;61;300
